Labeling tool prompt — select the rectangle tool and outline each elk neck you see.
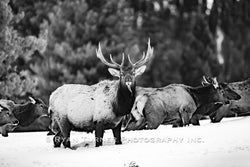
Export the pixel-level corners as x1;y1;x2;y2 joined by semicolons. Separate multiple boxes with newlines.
113;81;136;116
187;85;216;108
13;103;35;125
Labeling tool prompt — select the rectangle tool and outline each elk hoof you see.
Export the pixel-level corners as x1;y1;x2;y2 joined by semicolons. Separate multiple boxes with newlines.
115;141;122;145
95;142;103;147
2;133;8;137
63;138;71;148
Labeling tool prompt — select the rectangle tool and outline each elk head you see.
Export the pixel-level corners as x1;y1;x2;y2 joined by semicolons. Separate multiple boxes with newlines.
96;39;154;94
201;76;241;103
0;104;19;126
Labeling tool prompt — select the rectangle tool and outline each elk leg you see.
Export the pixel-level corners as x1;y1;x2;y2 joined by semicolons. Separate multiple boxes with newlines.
62;136;71;148
61;123;71;148
95;122;104;147
180;106;191;126
190;114;200;126
51;118;62;147
147;119;160;129
143;109;161;129
1;124;17;137
172;119;183;128
1;127;8;137
172;115;184;128
112;122;122;145
56;118;71;148
53;131;63;147
172;123;178;128
209;103;224;123
210;114;223;123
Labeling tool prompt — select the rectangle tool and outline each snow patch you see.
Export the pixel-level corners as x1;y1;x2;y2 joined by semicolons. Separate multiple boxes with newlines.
0;117;250;167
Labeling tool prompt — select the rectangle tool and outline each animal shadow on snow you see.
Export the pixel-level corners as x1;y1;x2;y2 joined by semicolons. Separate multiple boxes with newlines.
70;137;129;150
70;141;92;150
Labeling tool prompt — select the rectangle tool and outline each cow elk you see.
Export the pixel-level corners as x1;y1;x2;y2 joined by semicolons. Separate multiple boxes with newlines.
0;104;19;137
0;97;50;132
123;76;241;130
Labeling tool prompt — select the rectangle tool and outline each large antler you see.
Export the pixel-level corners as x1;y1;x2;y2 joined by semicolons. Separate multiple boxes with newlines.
96;43;125;69
201;76;219;88
128;39;154;68
202;76;210;85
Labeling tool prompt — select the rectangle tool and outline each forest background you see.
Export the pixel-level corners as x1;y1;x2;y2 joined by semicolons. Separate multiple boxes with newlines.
0;0;250;103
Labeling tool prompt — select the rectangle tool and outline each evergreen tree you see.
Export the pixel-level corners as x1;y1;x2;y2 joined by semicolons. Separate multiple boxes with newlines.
27;0;142;102
4;0;250;102
0;0;47;102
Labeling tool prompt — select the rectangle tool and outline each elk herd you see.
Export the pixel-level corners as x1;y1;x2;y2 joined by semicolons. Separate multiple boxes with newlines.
0;40;249;149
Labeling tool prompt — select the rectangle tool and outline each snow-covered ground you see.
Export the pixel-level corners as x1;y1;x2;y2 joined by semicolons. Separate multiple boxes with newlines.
1;117;250;167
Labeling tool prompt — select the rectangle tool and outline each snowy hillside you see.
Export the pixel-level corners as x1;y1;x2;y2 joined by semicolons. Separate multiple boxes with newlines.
1;117;250;167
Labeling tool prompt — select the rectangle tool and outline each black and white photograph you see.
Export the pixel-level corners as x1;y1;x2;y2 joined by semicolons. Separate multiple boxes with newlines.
0;0;250;166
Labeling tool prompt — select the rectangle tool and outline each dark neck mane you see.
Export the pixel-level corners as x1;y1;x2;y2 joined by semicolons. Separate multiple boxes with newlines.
186;85;215;107
113;81;136;116
13;103;35;125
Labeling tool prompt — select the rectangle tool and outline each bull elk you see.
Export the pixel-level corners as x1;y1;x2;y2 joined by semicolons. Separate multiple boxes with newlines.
196;77;250;123
49;40;153;148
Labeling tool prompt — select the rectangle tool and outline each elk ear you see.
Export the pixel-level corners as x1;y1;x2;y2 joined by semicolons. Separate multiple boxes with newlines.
0;104;7;112
108;68;120;78
135;65;146;77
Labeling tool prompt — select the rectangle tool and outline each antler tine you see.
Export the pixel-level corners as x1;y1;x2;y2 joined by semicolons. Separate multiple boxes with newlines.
201;76;208;86
121;53;125;67
96;43;120;69
109;54;121;67
128;53;134;65
202;76;209;83
214;77;218;82
129;52;146;66
132;38;154;68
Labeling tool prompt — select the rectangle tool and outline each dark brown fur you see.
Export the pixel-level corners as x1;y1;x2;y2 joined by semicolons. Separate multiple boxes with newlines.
124;81;240;130
0;104;19;137
209;78;250;122
0;98;50;132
